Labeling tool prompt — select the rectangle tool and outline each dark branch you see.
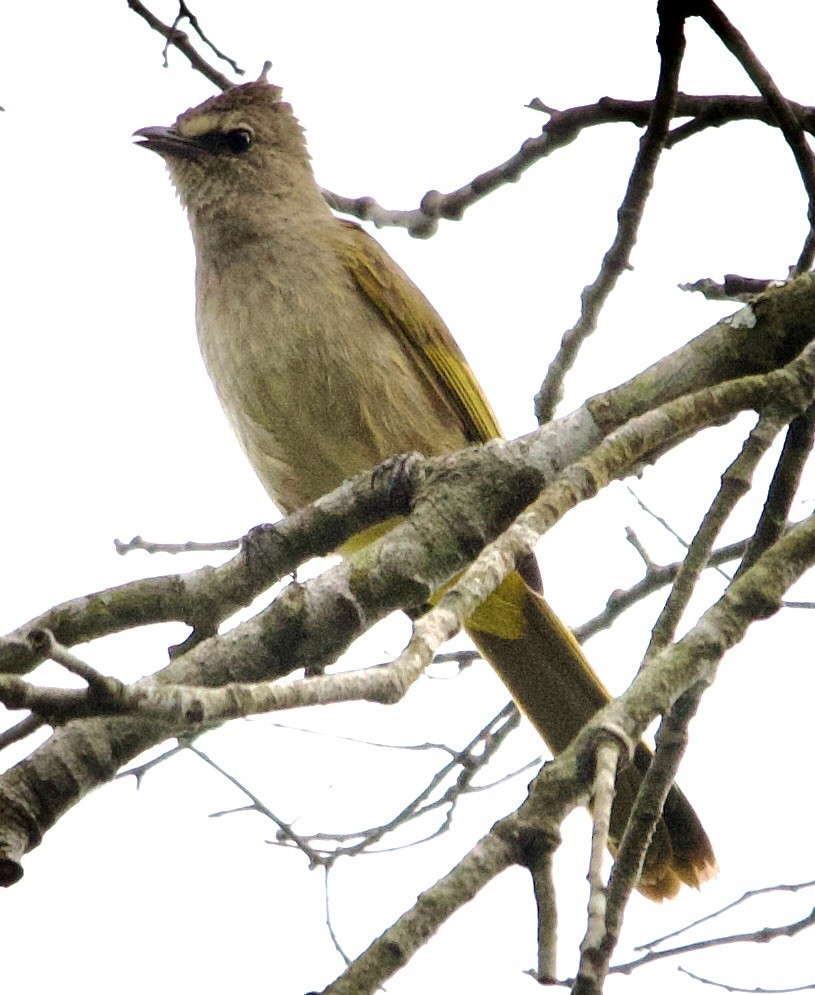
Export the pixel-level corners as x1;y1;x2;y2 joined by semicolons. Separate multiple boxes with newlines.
534;7;688;424
127;0;234;91
697;0;815;272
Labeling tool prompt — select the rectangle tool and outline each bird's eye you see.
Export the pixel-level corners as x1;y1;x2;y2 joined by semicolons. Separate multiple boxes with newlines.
225;128;253;153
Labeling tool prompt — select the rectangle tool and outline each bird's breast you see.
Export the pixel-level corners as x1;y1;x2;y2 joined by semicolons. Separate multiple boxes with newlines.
195;243;467;514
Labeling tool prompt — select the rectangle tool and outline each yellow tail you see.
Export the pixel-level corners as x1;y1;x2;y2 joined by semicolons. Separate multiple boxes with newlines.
467;569;717;901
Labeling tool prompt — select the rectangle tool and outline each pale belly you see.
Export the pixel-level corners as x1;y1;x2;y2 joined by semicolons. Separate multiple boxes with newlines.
196;257;468;513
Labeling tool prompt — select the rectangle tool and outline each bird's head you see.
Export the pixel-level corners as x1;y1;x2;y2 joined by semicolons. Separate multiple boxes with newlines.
135;81;318;224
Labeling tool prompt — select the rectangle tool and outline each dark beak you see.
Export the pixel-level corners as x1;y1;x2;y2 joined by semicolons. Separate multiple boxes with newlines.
133;125;202;161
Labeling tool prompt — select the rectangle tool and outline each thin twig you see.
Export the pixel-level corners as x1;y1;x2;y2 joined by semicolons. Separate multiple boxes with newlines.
677;966;815;993
607;906;815;977
627;486;734;583
0;714;46;751
737;407;815;575
188;744;324;866
127;0;234;90
327;94;815;239
573;537;748;642
579;736;622;967
323;866;353;966
306;704;523;862
116;742;188;786
698;0;815;272
639;879;815;950
175;1;245;76
533;5;688;424
648;414;787;654
680;274;785;302
115;534;241;556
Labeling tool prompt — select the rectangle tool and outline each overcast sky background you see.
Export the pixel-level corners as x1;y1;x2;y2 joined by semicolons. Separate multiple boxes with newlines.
2;3;815;993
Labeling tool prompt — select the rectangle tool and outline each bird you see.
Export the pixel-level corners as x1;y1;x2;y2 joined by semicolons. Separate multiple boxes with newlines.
135;79;716;900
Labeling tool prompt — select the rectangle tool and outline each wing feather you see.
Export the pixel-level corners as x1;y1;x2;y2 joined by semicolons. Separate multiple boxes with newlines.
334;219;502;445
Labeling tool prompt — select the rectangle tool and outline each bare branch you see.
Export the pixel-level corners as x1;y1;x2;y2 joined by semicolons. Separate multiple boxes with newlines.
648;413;788;653
0;715;46;752
534;3;689;425
127;0;234;90
697;1;815;272
573;537;747;641
676;965;815;992
640;879;815;950
172;1;245;77
326;95;815;238
608;905;815;978
115;534;241;556
580;735;625;974
1;451;425;676
680;274;787;301
737;406;815;575
189;744;323;866
206;705;526;864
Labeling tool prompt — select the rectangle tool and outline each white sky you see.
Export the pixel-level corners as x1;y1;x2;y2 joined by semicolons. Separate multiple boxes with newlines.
2;2;814;993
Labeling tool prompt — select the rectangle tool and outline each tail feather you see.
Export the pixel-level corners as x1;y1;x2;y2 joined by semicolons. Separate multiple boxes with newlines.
467;570;717;901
